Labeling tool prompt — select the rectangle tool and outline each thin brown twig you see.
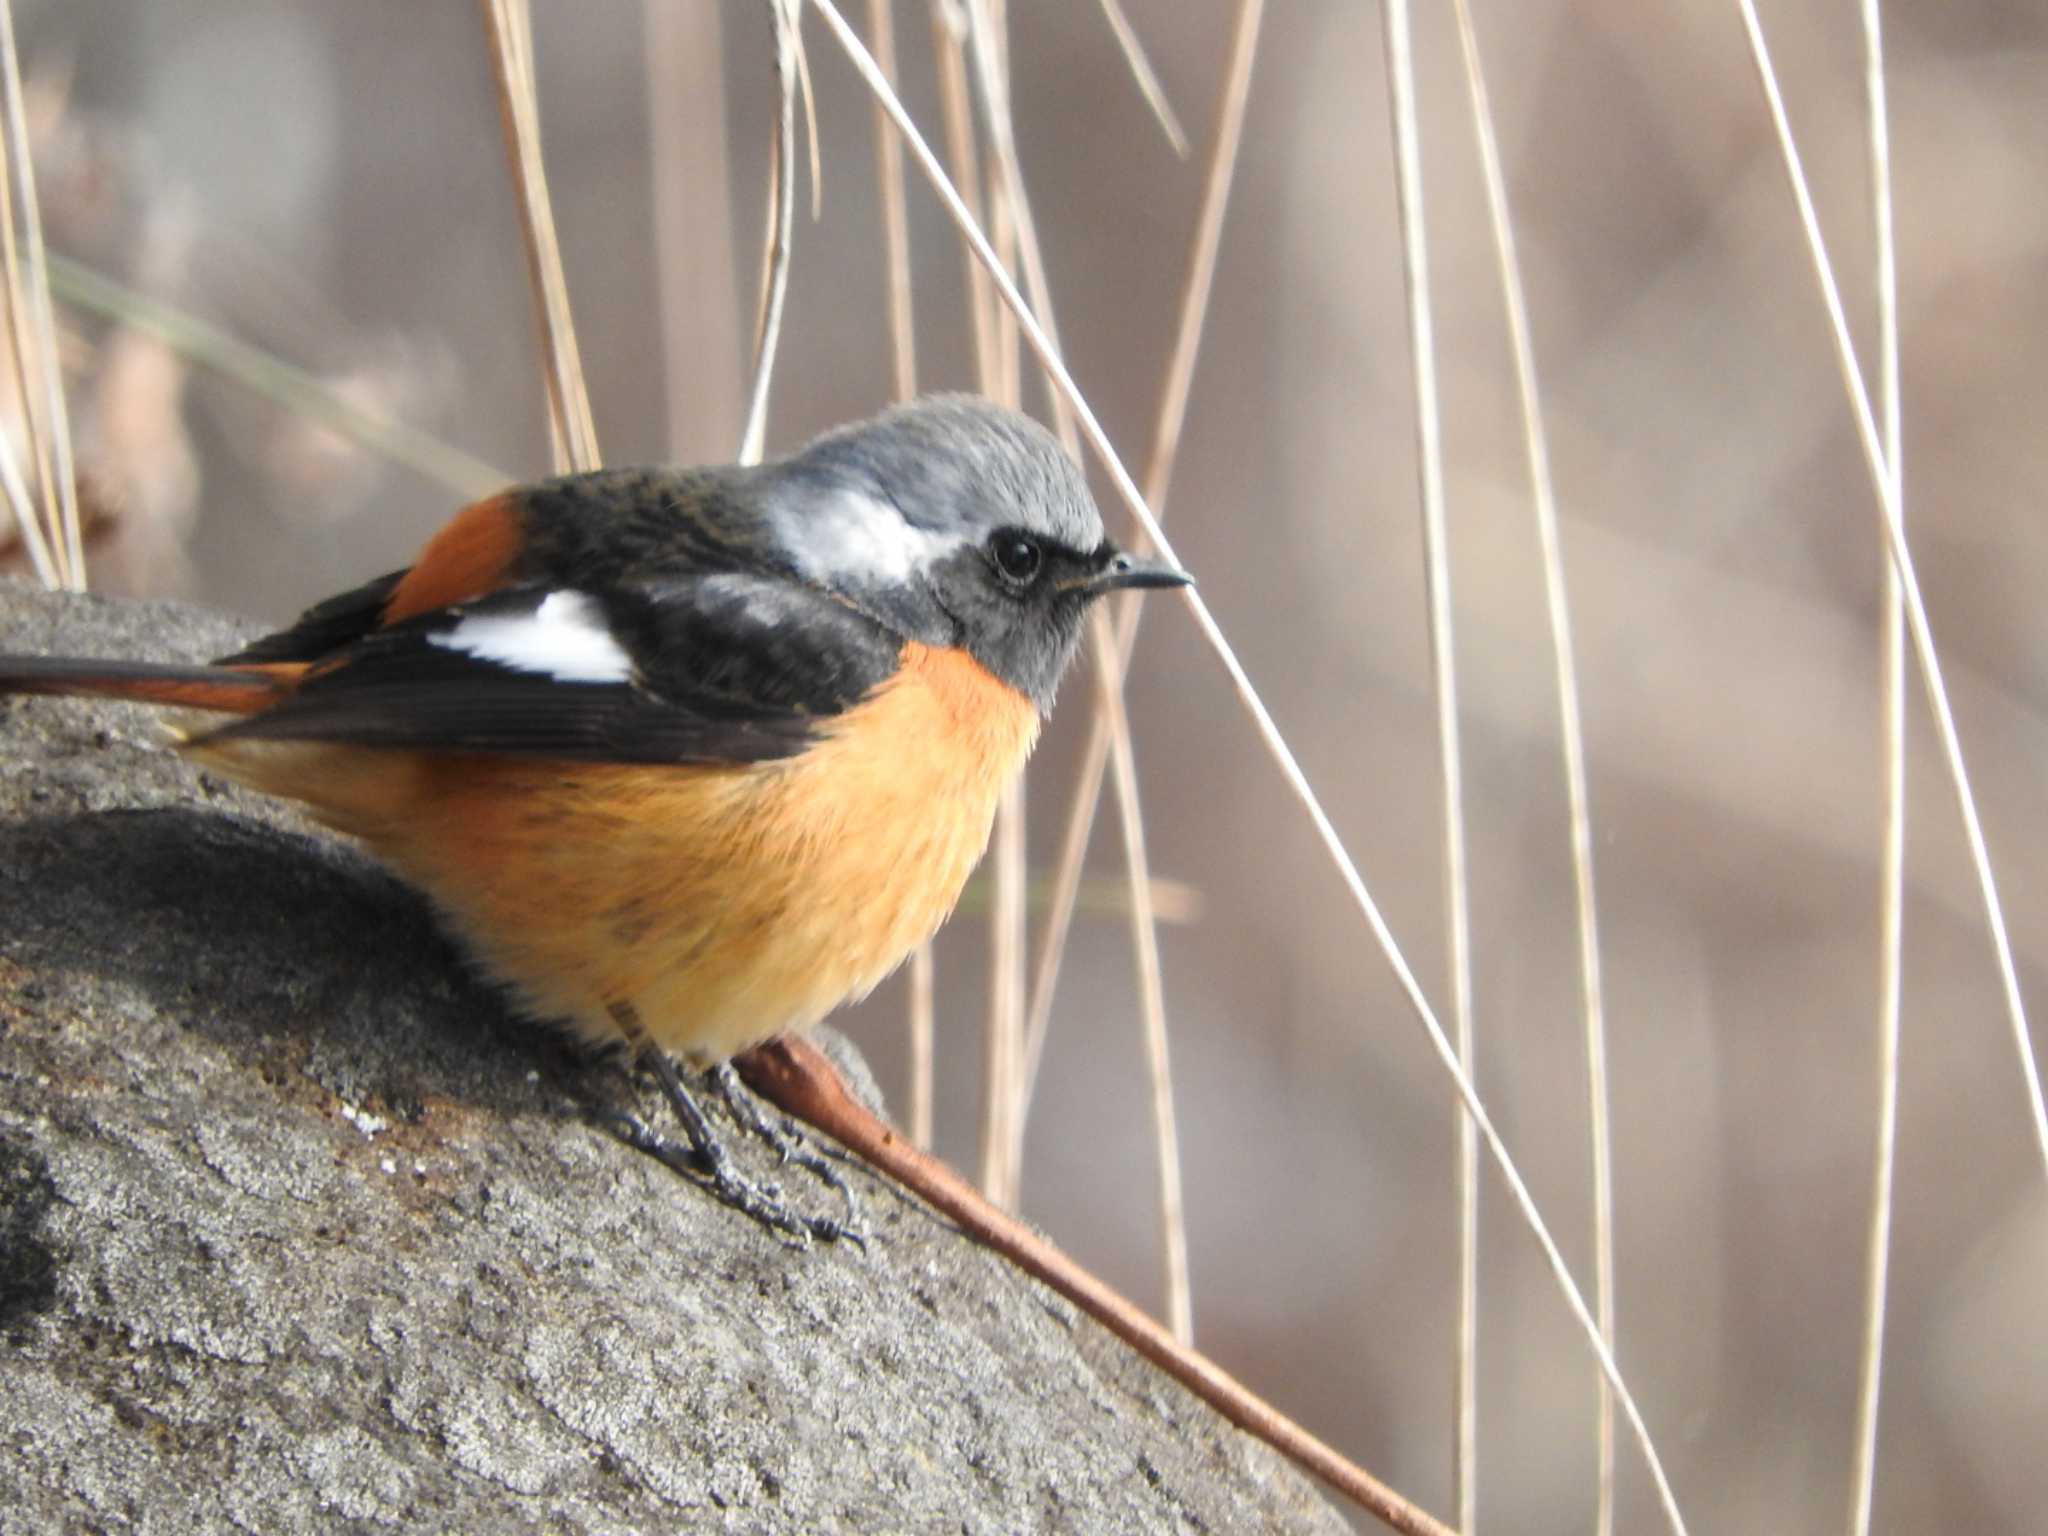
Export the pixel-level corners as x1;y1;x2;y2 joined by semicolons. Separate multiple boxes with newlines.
478;0;601;473
736;1038;1459;1536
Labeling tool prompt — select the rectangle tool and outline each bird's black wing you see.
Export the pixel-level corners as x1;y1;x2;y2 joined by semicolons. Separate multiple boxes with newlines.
202;575;902;766
216;467;773;669
216;570;408;665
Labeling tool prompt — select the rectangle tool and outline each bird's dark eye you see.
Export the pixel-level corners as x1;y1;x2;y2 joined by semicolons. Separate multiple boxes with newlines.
990;531;1043;586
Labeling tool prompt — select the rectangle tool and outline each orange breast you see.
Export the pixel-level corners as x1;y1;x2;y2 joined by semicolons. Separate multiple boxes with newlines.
193;641;1040;1060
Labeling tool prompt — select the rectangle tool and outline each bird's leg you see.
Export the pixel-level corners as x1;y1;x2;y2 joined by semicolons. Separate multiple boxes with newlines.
597;1002;858;1246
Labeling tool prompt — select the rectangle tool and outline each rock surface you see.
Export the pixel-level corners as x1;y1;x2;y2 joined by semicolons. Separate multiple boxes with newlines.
0;583;1345;1535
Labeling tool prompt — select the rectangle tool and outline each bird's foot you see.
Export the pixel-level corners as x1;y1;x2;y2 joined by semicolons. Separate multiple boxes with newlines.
707;1060;863;1235
605;1049;863;1248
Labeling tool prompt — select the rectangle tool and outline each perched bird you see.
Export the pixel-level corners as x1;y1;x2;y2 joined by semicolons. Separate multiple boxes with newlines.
0;394;1189;1236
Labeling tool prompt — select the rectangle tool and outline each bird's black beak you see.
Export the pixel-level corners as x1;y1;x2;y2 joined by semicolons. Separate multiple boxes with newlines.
1079;550;1194;598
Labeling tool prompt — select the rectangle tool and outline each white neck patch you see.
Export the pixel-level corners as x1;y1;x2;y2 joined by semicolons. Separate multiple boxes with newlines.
429;590;634;683
779;489;965;587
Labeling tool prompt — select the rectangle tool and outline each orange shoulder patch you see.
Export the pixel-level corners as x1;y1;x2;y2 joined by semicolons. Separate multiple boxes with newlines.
382;491;525;624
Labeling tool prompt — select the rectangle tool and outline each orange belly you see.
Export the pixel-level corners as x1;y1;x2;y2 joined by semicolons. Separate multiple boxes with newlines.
190;642;1040;1060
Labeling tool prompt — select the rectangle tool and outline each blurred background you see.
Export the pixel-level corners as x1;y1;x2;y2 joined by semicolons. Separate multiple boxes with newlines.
11;2;2047;1531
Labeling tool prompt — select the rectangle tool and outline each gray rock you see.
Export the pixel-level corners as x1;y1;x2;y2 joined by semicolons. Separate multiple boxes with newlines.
0;582;1345;1535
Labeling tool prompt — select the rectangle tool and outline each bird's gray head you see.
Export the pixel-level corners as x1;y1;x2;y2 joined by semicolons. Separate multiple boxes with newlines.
763;394;1188;711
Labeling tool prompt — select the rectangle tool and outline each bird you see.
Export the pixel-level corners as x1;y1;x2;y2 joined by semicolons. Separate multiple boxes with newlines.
0;393;1190;1239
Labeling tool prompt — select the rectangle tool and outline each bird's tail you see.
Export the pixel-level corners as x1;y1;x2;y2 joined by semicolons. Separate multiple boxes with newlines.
0;655;295;715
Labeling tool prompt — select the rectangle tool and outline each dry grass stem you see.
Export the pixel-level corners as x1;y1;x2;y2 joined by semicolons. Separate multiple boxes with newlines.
982;11;1058;1225
860;0;932;1145
506;0;567;477
50;255;507;499
959;870;1200;925
1135;0;1263;519
1021;0;1265;1107
952;3;1183;1323
790;6;824;224
962;0;1070;444
1449;2;1618;1528
810;6;1691;1524
479;0;600;474
0;408;49;584
1380;6;1480;1522
969;1;1020;409
1018;713;1110;1102
0;0;80;588
960;4;1025;1210
1733;0;2048;1176
1849;3;1904;1532
928;2;997;386
1094;606;1191;1341
740;0;803;467
985;152;1021;407
979;778;1026;1202
866;0;918;401
907;942;935;1149
0;147;56;588
1093;0;1188;157
927;0;1009;1194
643;0;744;460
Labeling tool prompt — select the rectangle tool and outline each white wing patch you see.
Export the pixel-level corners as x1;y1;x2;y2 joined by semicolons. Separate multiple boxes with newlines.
778;489;964;586
430;591;634;683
